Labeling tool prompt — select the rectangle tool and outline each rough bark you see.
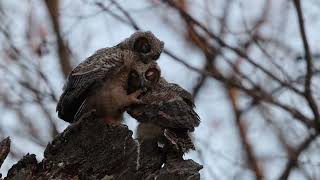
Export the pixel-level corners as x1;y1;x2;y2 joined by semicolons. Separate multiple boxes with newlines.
0;112;202;180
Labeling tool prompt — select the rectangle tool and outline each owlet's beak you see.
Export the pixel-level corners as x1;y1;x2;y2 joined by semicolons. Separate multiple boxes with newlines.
138;77;147;92
141;55;149;64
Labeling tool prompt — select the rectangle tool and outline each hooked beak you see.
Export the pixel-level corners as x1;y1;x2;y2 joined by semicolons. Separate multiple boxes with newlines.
139;78;148;92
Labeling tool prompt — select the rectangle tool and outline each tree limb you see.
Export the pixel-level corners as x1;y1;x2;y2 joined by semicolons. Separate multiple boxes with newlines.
292;0;320;125
44;0;72;78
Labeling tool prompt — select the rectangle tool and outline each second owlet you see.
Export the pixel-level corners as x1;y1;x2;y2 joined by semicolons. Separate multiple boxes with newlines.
56;31;164;123
128;77;200;156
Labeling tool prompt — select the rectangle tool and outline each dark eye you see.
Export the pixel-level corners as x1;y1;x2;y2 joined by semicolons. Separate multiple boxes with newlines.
130;71;139;79
134;37;151;53
128;71;140;93
145;67;160;83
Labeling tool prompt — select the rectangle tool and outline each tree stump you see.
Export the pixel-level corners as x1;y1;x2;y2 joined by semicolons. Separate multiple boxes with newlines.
1;112;202;180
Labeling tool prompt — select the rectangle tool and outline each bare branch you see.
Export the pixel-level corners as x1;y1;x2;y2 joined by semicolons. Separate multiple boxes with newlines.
44;0;72;77
279;132;319;179
227;87;263;180
293;0;320;124
162;0;304;96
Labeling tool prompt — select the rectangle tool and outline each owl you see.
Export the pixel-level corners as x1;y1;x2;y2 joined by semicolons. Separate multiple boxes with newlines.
56;31;164;123
127;77;200;156
116;31;164;63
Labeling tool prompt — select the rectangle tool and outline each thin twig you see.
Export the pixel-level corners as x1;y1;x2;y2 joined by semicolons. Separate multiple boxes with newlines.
279;132;319;179
163;0;304;96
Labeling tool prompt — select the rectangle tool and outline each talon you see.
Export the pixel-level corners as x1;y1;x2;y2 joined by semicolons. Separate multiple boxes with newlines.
127;90;144;105
90;109;97;113
142;87;148;93
133;98;143;104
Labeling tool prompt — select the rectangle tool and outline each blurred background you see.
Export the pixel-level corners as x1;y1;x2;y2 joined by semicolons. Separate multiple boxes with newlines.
0;0;320;179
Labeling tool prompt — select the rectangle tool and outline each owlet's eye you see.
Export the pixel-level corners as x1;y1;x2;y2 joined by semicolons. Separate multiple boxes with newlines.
133;37;151;53
127;70;140;93
130;71;139;77
129;71;140;82
145;67;160;83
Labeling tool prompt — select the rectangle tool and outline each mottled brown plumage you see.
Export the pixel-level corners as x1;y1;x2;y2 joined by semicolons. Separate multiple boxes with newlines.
56;31;164;123
127;78;200;155
117;31;164;63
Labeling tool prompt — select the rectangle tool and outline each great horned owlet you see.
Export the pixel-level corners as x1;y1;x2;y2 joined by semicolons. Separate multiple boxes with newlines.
127;77;200;157
56;31;164;123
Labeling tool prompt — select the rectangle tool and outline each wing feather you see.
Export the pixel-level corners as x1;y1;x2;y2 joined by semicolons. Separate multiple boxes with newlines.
127;78;200;130
56;48;125;122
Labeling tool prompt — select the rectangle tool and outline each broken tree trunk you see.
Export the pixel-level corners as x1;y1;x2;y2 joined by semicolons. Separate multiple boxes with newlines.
0;112;202;180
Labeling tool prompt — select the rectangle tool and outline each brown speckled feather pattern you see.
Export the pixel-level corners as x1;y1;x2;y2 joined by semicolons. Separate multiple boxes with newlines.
56;47;134;122
128;78;200;130
128;78;200;153
57;32;164;123
116;31;164;61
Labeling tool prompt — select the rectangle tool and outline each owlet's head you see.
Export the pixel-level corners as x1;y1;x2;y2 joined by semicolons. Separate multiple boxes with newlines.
127;62;161;94
117;31;164;64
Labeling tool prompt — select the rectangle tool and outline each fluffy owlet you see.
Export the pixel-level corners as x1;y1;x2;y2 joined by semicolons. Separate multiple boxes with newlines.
127;77;200;156
56;31;164;123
